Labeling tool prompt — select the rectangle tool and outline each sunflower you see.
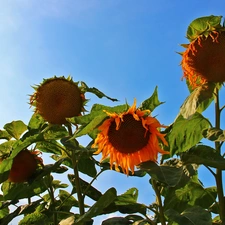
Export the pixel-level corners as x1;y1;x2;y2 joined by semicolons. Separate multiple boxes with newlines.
4;149;43;183
181;31;225;89
30;76;86;124
92;100;168;175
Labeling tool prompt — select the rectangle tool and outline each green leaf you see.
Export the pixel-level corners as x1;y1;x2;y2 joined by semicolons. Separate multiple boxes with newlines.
164;180;217;213
140;161;189;187
43;125;68;140
52;180;68;189
0;130;12;141
0;206;9;219
181;145;225;169
165;206;211;225
0;140;16;156
36;140;64;155
80;81;118;101
68;175;102;201
116;188;138;204
4;121;27;140
2;176;49;200
78;157;97;178
58;189;80;210
18;211;49;225
28;113;45;130
139;86;164;111
75;188;117;224
71;104;128;138
186;15;222;41
180;83;216;119
202;127;225;142
166;113;210;155
0;159;13;183
102;217;131;225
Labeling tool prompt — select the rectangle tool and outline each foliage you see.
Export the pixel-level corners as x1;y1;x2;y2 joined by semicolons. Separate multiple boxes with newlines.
1;14;225;225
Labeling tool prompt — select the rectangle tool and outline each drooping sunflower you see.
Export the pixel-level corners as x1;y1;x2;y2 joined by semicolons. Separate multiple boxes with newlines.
92;99;168;175
30;76;86;124
181;16;225;89
0;149;43;183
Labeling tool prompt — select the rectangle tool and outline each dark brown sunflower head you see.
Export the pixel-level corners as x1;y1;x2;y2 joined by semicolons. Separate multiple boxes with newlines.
30;76;86;124
108;114;150;154
180;15;225;89
182;31;225;88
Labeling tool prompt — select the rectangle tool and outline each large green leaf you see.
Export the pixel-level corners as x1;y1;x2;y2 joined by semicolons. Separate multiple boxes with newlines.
4;121;27;140
139;86;164;111
181;145;225;169
165;206;211;225
166;113;210;155
164;180;217;213
140;161;194;188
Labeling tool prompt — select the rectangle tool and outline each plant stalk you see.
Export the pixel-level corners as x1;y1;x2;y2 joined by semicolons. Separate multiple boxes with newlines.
67;124;85;216
214;87;225;224
152;179;166;225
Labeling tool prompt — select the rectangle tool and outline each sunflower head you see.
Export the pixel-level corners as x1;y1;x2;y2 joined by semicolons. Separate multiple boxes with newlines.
0;149;43;183
30;76;86;124
180;15;225;89
92;99;168;175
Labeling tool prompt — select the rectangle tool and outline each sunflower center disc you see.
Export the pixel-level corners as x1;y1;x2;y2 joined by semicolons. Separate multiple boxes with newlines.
108;114;150;153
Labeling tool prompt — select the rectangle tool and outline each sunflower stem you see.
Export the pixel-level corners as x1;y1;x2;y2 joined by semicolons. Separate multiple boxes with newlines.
152;179;166;225
47;175;58;225
214;87;225;224
67;124;85;216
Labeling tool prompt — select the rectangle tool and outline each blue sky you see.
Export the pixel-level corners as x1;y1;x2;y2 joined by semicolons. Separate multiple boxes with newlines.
1;0;225;224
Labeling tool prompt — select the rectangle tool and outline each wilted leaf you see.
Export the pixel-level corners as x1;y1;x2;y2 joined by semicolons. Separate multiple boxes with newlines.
80;81;118;102
180;83;216;119
202;127;225;142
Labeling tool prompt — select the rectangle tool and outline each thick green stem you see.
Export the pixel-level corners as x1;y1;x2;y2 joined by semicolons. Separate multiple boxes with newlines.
67;124;85;216
214;88;225;224
47;175;58;225
73;159;85;215
152;179;166;225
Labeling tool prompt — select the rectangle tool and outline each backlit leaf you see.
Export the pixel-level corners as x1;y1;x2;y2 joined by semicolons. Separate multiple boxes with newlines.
166;113;210;155
4;121;27;140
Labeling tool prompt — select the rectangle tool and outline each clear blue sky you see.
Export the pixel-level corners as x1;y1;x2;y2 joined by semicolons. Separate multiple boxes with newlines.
1;1;225;224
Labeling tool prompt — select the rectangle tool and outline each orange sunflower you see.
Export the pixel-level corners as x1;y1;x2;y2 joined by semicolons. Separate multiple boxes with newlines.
30;76;86;125
181;31;225;89
92;100;168;175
